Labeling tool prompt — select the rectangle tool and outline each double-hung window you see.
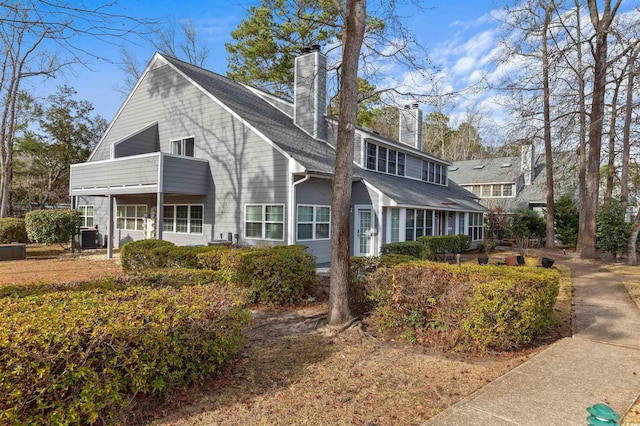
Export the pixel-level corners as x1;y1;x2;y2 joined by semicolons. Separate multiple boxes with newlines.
365;142;405;176
117;205;147;231
171;137;195;157
297;205;330;240
79;205;94;228
245;204;284;240
163;205;203;234
468;212;484;241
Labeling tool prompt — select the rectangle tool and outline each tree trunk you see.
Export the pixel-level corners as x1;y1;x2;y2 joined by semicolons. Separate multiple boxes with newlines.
542;0;555;249
581;0;621;259
575;1;588;254
627;212;640;265
620;49;636;207
327;0;366;327
603;80;620;207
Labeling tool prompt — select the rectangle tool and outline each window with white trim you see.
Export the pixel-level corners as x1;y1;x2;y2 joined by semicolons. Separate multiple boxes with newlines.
421;160;448;185
171;137;195;157
79;205;94;228
297;205;330;240
163;205;203;234
463;183;515;198
405;209;434;241
365;142;405;176
245;204;284;240
468;212;484;241
117;205;147;231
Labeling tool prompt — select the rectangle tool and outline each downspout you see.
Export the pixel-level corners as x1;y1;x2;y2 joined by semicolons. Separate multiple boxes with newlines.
289;174;311;245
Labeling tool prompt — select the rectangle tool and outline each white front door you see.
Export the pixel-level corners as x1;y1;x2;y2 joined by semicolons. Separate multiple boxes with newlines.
355;206;374;256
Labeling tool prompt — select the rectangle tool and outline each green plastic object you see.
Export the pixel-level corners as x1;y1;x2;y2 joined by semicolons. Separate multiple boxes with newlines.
587;403;620;425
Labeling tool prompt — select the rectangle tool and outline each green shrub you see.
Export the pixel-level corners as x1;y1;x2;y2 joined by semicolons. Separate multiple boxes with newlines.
380;241;424;259
509;209;545;248
462;267;559;350
418;235;471;259
0;218;28;244
596;200;631;259
25;209;82;245
120;240;228;272
235;245;316;306
0;283;249;425
364;262;560;351
554;194;579;247
120;239;176;272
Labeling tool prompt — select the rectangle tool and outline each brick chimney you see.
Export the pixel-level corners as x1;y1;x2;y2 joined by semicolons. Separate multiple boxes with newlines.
399;103;423;150
294;45;327;141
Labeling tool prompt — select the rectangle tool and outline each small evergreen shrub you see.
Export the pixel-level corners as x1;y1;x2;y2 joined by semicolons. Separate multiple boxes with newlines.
509;209;545;248
120;239;176;272
0;218;28;244
418;235;471;259
25;209;82;245
235;245;316;306
380;241;424;259
0;282;249;425
596;200;631;259
554;195;579;247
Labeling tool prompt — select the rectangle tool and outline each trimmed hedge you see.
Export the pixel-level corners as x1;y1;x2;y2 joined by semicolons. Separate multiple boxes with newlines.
364;261;559;351
0;282;249;425
235;245;316;306
380;241;424;259
25;209;82;245
418;235;471;260
0;218;28;244
120;239;229;272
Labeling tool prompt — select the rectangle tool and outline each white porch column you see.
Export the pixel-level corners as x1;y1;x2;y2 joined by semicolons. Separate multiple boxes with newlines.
107;195;114;259
156;192;164;240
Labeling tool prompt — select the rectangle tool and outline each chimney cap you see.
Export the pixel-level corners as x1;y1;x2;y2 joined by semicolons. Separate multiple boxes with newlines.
412;103;419;108
311;44;321;51
301;47;311;54
404;104;411;109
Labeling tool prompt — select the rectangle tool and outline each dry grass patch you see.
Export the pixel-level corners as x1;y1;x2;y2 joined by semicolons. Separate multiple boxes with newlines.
150;314;534;426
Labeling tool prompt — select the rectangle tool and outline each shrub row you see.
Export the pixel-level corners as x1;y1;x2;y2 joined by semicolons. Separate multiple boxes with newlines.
120;240;317;307
380;235;471;261
0;282;249;425
120;239;231;272
0;218;28;244
359;261;559;351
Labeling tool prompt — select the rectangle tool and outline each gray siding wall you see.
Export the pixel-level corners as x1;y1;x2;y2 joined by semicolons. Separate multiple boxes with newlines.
405;155;422;180
71;155;159;191
77;195;110;247
295;178;332;264
163;156;210;194
86;61;291;247
113;124;159;158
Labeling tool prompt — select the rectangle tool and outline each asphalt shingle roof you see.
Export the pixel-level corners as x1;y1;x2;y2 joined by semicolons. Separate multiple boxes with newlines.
163;54;485;212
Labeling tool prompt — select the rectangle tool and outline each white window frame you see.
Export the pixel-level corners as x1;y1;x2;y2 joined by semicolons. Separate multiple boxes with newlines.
365;142;405;177
170;136;195;157
296;204;331;241
468;212;484;241
116;204;147;231
162;204;204;234
244;204;285;241
78;205;94;228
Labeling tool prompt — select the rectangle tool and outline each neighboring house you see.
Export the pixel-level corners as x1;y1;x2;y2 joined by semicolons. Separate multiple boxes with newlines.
69;48;486;263
449;145;577;214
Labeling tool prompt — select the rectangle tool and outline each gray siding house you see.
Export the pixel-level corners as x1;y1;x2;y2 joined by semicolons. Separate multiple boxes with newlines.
449;145;578;214
70;49;486;263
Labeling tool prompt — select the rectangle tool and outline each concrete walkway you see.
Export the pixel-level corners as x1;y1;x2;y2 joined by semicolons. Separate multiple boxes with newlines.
426;255;640;425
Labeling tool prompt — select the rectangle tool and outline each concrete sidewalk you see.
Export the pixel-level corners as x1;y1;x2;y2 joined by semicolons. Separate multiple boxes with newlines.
426;256;640;426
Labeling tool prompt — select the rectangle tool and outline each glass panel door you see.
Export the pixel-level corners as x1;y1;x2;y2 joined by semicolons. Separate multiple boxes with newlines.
355;207;373;256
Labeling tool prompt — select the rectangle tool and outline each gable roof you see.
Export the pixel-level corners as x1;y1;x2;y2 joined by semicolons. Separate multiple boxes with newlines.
162;55;336;175
448;156;523;184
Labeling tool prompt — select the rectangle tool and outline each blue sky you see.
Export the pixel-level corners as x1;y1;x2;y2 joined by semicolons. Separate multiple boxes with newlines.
37;0;505;133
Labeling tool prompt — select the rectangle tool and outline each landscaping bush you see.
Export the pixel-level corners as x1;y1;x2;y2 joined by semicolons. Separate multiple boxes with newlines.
120;240;229;272
418;234;471;259
0;218;28;244
554;194;579;247
235;245;316;306
120;239;176;272
364;261;560;351
0;282;249;425
380;241;424;259
462;267;560;350
25;209;82;246
509;209;545;248
348;254;418;316
596;200;631;259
